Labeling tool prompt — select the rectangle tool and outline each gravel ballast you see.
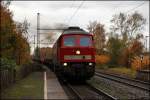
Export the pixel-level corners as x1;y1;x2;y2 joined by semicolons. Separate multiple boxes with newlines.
88;76;150;99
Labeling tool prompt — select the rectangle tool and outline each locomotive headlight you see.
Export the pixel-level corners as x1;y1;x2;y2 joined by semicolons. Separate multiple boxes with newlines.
76;50;80;55
89;63;93;66
63;63;67;66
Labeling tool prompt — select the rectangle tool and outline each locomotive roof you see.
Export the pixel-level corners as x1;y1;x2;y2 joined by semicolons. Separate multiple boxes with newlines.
62;27;89;34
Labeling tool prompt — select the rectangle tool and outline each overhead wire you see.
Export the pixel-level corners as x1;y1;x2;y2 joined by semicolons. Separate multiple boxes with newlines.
69;0;76;9
125;1;146;14
67;0;85;25
64;0;76;24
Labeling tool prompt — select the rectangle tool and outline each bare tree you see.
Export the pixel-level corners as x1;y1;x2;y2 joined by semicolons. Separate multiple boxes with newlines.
110;11;146;43
15;18;30;39
127;12;146;39
110;13;128;43
109;11;146;67
87;21;106;54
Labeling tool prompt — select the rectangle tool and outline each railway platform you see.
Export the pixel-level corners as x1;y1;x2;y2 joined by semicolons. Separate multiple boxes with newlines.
44;67;68;99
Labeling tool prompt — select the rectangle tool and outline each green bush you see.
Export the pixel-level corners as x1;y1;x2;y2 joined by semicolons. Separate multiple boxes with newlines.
0;58;17;70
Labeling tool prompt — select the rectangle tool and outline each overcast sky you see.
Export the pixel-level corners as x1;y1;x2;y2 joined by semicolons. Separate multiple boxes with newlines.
8;1;149;54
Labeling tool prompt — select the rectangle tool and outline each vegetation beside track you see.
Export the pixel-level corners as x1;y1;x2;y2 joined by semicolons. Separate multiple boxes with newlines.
96;66;137;78
0;60;43;91
95;53;149;78
1;72;44;99
107;67;136;78
0;1;34;92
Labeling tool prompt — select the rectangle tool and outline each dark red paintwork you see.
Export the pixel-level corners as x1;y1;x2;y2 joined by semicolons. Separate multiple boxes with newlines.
52;33;95;65
52;29;95;80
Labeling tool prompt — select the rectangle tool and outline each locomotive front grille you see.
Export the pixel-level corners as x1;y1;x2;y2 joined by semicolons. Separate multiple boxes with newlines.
64;55;91;60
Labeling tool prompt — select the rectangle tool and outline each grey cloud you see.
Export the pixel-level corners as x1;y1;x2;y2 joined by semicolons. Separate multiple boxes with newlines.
9;1;149;53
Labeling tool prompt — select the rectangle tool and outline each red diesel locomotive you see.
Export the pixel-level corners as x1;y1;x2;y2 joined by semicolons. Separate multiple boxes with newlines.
52;27;95;80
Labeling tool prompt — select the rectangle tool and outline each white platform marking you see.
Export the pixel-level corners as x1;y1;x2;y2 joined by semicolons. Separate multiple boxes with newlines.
44;72;47;99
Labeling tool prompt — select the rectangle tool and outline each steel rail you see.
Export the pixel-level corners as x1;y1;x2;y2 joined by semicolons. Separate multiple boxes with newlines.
55;69;117;100
95;72;150;92
86;83;117;100
96;70;150;85
66;83;117;100
66;84;82;100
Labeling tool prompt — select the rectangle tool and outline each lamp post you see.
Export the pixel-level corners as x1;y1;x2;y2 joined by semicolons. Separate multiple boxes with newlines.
140;55;143;71
128;57;131;68
37;13;40;59
145;36;149;52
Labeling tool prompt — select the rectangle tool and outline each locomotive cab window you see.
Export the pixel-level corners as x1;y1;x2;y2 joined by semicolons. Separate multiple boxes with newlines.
80;36;92;47
63;36;76;47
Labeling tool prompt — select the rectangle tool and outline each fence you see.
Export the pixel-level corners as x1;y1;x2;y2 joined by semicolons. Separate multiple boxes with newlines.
0;69;16;91
136;70;150;82
0;62;42;92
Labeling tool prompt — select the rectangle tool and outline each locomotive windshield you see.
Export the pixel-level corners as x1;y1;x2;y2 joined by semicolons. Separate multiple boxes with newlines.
64;36;76;46
63;35;92;47
80;37;92;46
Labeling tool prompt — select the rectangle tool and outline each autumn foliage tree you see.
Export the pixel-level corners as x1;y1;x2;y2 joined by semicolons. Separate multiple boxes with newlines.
0;2;16;59
106;34;124;66
119;34;144;67
95;55;110;65
0;1;30;66
107;11;146;67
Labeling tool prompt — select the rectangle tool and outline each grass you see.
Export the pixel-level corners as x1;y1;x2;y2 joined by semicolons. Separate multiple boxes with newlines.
96;65;137;78
96;64;109;69
1;72;44;99
108;67;136;78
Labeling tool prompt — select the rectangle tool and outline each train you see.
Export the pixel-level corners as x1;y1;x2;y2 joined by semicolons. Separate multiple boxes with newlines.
51;26;95;80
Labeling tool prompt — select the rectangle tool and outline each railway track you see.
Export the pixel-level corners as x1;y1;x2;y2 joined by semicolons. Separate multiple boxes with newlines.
57;75;117;100
95;71;150;92
66;82;117;100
